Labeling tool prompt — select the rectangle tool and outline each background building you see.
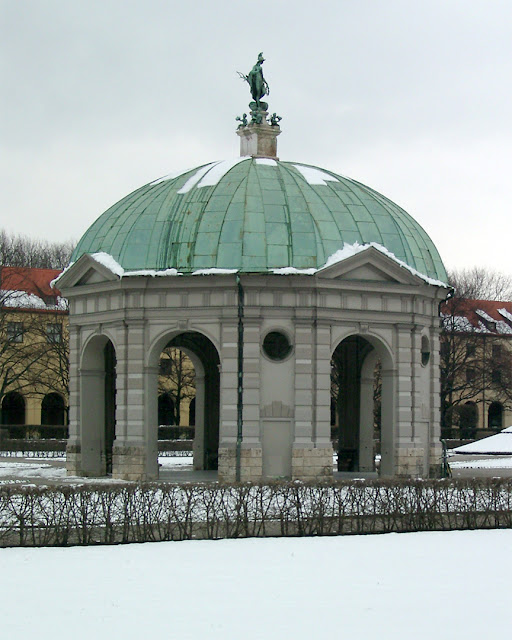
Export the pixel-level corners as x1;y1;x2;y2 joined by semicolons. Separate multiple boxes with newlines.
0;266;69;436
441;298;512;438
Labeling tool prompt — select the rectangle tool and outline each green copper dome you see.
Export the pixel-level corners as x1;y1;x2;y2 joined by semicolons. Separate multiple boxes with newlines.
72;157;447;281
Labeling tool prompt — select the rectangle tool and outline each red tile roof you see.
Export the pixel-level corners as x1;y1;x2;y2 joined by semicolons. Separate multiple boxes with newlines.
0;266;62;298
441;298;512;334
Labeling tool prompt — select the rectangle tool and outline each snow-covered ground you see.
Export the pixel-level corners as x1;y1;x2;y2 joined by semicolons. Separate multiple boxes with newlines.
0;455;194;485
0;529;510;639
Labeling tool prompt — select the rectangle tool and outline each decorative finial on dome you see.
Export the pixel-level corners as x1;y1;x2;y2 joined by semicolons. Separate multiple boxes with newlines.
236;53;281;159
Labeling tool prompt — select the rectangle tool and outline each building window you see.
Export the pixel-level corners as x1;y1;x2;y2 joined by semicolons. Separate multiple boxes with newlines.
491;368;502;384
466;344;476;357
488;402;503;430
159;357;173;376
7;322;23;343
492;343;502;359
262;331;292;361
421;335;430;366
46;323;62;344
466;367;476;383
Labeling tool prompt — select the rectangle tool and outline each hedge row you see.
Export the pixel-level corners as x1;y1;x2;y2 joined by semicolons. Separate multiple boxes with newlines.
1;478;511;547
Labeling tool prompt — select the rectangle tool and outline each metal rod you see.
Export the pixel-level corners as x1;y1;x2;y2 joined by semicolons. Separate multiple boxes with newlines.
236;274;244;482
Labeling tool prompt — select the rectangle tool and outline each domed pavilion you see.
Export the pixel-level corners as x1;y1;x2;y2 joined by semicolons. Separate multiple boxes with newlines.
57;56;449;482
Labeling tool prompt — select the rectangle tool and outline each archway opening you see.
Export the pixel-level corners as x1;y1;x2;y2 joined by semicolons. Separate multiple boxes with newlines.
41;393;66;426
331;335;392;474
458;401;478;439
158;392;175;427
154;332;219;471
488;401;503;431
1;391;25;426
80;336;117;476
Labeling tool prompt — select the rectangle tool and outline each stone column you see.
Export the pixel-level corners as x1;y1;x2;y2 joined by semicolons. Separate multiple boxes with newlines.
291;318;332;481
66;325;82;475
193;372;205;470
112;317;151;481
394;325;424;477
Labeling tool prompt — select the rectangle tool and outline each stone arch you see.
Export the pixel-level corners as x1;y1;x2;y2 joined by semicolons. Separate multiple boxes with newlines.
41;392;66;426
1;391;25;426
147;330;221;472
331;332;395;475
80;334;117;476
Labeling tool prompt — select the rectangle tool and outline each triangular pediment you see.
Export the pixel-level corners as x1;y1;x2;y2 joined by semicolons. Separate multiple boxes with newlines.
316;246;425;285
54;254;120;290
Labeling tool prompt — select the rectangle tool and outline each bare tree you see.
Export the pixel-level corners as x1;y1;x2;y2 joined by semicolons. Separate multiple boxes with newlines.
0;229;75;269
158;347;195;426
447;267;512;301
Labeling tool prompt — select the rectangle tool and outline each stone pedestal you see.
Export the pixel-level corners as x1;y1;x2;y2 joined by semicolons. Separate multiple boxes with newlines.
66;442;81;476
237;121;281;159
218;446;263;482
112;443;155;482
292;446;333;481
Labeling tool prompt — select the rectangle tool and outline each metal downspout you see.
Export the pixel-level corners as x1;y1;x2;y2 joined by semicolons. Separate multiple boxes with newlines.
236;274;244;482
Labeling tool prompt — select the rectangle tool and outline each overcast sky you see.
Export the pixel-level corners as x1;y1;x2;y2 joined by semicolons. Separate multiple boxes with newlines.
2;0;511;276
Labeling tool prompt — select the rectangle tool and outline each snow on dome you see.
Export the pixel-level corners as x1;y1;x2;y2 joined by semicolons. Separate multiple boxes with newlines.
292;164;339;186
177;163;218;194
196;157;249;188
71;158;447;281
150;166;195;186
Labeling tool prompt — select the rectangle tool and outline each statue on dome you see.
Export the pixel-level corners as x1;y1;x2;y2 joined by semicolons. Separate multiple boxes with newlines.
238;52;270;113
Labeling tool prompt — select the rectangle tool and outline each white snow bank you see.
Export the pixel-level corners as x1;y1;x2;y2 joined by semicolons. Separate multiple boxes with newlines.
452;426;512;455
293;163;339;185
0;530;510;640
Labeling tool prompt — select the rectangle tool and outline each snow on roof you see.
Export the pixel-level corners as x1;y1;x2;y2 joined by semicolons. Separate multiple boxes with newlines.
442;299;512;335
255;158;277;166
322;242;449;287
78;243;447;287
451;426;512;455
1;266;66;310
292;164;339;186
498;307;512;324
192;268;238;276
271;267;317;275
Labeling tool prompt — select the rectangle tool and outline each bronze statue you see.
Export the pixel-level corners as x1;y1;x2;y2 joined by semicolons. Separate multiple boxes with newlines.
238;52;270;111
270;112;282;127
236;113;248;129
